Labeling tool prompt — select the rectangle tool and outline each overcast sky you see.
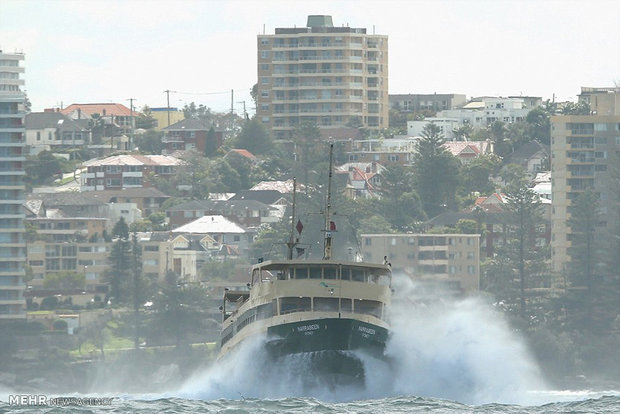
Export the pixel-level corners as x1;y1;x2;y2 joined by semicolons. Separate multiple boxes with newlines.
1;0;619;114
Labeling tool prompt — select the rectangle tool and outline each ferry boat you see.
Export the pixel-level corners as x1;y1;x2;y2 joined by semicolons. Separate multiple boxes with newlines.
218;145;392;385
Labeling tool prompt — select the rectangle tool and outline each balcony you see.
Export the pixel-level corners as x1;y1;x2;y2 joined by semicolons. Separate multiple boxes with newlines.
122;171;143;178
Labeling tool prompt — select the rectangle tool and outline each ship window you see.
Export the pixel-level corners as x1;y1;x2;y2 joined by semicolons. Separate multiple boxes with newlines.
280;297;311;314
314;297;339;312
294;267;308;279
354;299;382;319
340;298;352;312
309;267;322;279
341;268;351;281
324;266;337;279
351;269;365;282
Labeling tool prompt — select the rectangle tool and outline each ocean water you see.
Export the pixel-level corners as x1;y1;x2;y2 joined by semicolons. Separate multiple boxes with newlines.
1;393;619;413
2;279;618;412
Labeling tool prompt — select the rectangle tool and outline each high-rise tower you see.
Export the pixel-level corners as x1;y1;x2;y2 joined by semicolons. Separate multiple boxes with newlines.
0;51;26;320
257;15;388;139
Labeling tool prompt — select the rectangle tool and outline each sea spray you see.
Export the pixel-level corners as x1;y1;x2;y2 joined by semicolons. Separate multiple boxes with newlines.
380;274;548;404
177;275;547;404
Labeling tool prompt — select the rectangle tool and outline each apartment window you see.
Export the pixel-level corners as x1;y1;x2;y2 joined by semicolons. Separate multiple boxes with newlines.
260;104;269;111
365;238;372;246
261;64;269;71
467;265;475;274
260;91;269;98
262;117;269;123
144;245;159;252
36;132;41;141
260;51;269;59
261;77;269;85
260;38;269;46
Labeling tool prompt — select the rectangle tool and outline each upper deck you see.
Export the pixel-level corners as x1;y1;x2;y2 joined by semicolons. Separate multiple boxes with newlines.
250;259;392;286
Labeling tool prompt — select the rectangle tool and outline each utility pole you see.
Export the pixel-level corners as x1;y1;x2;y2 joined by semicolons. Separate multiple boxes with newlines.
229;89;234;139
128;97;136;151
164;90;173;127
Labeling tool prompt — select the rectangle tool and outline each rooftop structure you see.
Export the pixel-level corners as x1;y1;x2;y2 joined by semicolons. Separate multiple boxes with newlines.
257;15;389;139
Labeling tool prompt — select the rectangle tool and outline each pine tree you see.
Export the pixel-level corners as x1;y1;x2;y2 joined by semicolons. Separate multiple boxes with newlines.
106;218;131;304
412;123;460;218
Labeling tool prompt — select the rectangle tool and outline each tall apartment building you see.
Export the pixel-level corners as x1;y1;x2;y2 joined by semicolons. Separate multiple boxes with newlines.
0;51;26;319
361;233;480;293
257;15;388;140
550;87;620;276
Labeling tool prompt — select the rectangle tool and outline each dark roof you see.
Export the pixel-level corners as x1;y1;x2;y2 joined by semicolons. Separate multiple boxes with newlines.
167;198;272;212
28;192;107;207
507;141;549;163
427;211;508;226
87;187;171;201
230;190;284;205
25;112;86;131
162;118;224;132
148;231;172;242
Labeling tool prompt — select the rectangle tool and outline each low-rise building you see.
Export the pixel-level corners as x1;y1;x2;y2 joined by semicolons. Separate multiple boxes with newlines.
438;96;540;130
161;118;224;156
81;154;182;191
389;93;467;113
25;112;88;155
171;215;256;259
361;233;480;293
344;137;417;166
407;117;461;140
167;199;278;229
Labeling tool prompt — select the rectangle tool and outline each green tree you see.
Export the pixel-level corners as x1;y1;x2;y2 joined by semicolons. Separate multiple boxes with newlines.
148;279;210;349
566;189;602;296
234;118;273;155
412;123;460;218
106;218;131;304
43;271;85;290
135;130;163;154
459;154;502;196
24;151;65;188
504;185;546;318
131;232;143;350
359;215;394;234
526;107;551;144
453;123;474;141
136;105;157;129
205;126;218;157
562;101;591;115
490;121;512;158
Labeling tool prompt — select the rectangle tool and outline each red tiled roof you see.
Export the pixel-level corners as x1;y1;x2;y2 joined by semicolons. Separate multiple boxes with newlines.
228;149;257;160
60;103;136;117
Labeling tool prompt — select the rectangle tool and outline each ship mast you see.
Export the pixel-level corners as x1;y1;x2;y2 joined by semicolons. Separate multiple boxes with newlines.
286;177;297;260
323;143;334;260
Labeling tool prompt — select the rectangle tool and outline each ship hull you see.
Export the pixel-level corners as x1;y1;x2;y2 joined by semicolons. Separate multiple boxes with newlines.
265;318;388;387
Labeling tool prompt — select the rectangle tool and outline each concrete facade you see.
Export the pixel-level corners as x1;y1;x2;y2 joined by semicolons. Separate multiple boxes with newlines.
550;91;620;276
360;233;480;293
257;15;388;139
0;51;26;319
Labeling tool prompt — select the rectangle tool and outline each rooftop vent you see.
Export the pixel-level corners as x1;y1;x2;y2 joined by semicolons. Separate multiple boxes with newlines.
307;15;333;28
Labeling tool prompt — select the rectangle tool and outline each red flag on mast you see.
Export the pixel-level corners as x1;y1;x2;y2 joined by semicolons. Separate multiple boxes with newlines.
296;219;303;234
330;221;336;231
